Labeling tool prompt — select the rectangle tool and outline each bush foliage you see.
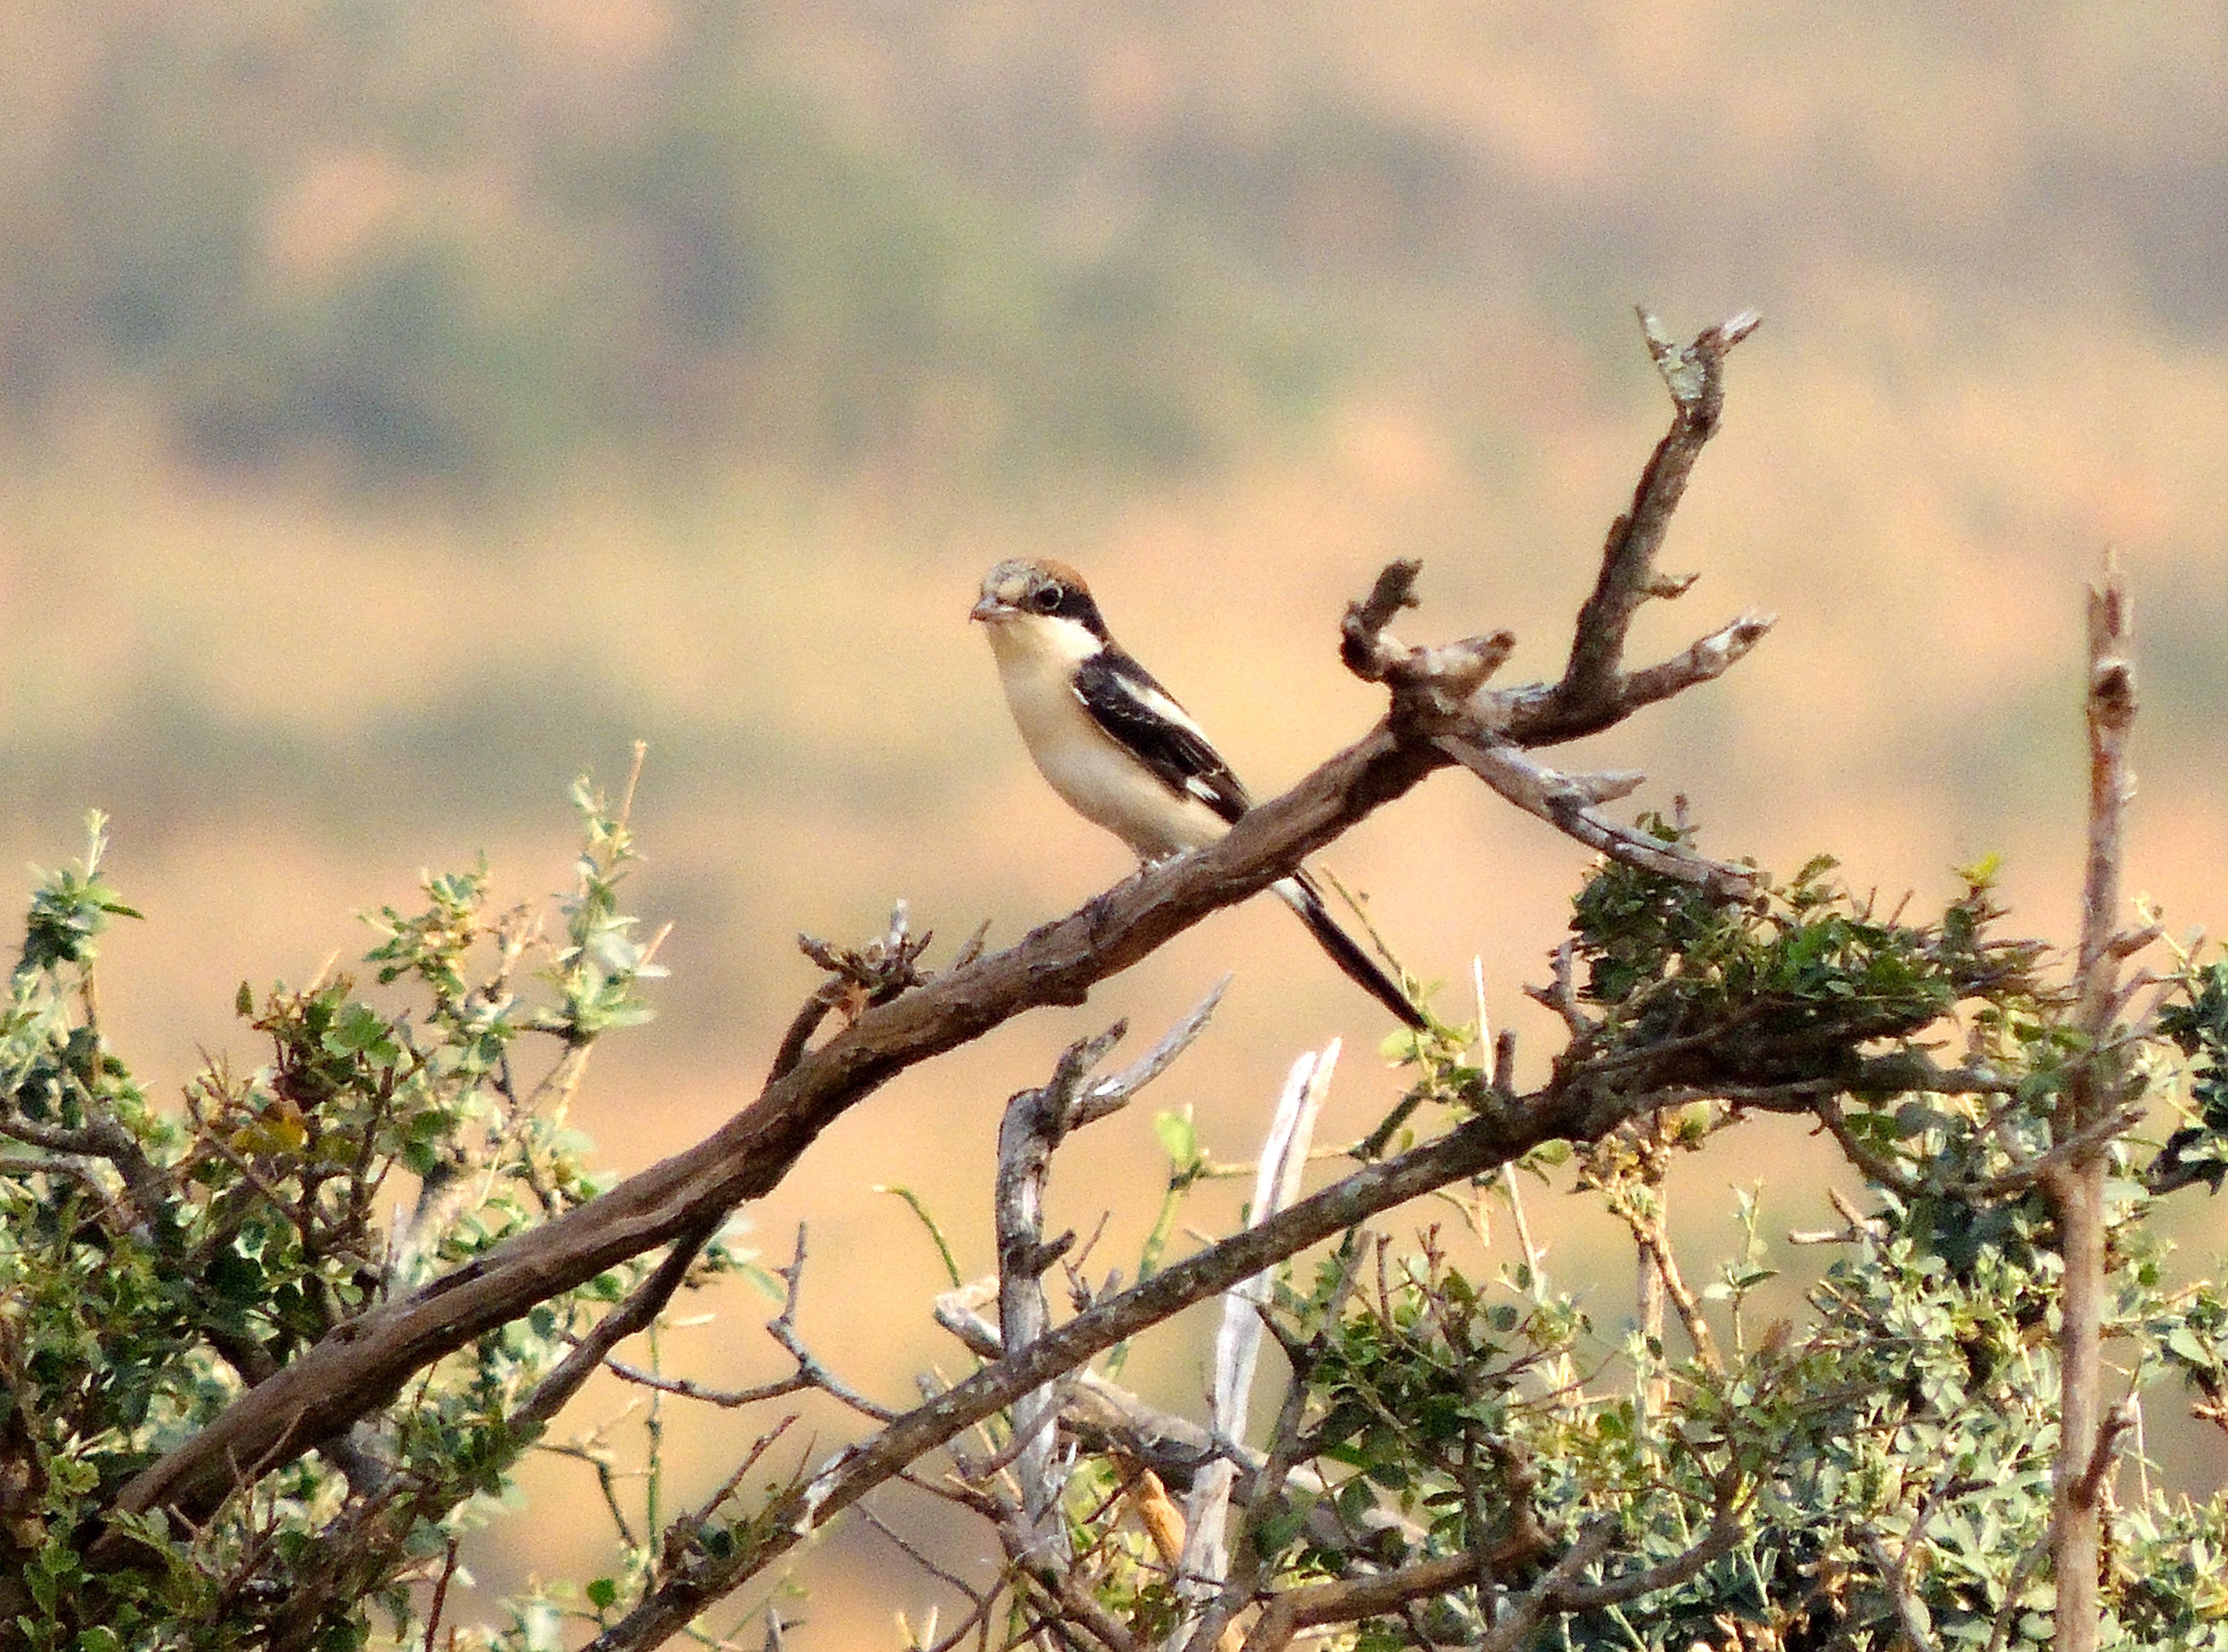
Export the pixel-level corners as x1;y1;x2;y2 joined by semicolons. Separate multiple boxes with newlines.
2;787;2226;1649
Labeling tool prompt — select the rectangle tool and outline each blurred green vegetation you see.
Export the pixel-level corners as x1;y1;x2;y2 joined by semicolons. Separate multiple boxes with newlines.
9;3;2221;499
0;1;1359;491
1;1;2222;912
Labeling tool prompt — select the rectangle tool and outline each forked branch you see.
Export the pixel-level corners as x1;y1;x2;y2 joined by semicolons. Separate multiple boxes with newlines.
1547;308;1764;737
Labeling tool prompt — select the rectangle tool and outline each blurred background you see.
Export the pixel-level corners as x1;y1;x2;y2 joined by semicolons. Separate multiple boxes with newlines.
5;1;2227;1641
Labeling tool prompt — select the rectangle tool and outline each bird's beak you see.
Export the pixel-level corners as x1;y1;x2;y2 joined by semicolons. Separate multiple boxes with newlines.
969;595;1008;622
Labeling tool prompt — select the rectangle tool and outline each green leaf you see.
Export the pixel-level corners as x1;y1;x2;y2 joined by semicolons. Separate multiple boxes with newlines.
320;1000;400;1064
1153;1109;1198;1168
2166;1325;2218;1370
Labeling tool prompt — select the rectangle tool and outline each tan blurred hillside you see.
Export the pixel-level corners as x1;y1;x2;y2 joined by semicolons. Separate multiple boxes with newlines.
4;2;2228;1642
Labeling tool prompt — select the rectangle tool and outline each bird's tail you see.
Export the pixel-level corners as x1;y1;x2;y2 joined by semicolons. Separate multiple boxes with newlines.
1272;874;1428;1031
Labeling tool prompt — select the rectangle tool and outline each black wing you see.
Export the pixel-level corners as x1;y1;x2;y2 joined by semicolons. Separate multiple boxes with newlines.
1073;648;1250;825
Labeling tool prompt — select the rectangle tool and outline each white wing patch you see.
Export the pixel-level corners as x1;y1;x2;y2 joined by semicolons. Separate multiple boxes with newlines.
1075;671;1216;747
1126;676;1213;742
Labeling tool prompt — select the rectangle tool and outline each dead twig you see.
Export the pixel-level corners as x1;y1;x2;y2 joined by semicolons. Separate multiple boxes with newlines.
996;984;1227;1561
1441;736;1759;898
517;1212;721;1439
1175;1043;1339;1612
2047;557;2140;1652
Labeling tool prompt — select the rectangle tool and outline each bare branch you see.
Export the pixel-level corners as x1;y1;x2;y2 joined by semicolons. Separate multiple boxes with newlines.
2048;554;2139;1652
774;903;938;1083
1083;978;1230;1122
515;1212;719;1439
991;990;1223;1558
602;1362;807;1410
1341;316;1765;768
768;1309;896;1426
997;1028;1121;1558
1236;1528;1552;1652
1439;735;1760;897
856;1500;989;1614
1614;609;1778;716
534;1441;642;1550
1525;940;1592;1037
1341;559;1424;664
1177;1044;1339;1605
1541;308;1762;737
595;1225;888;1425
1340;560;1520;723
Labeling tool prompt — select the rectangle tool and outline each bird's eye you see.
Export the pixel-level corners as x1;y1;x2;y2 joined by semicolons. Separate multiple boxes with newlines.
1029;587;1062;613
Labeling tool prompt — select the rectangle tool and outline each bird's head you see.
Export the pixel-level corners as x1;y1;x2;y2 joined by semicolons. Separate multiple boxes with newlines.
970;558;1109;640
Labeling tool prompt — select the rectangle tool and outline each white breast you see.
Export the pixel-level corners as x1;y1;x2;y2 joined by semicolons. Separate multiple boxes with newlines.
986;617;1229;859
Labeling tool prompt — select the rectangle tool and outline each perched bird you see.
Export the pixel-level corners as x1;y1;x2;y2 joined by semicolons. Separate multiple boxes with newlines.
971;557;1427;1029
